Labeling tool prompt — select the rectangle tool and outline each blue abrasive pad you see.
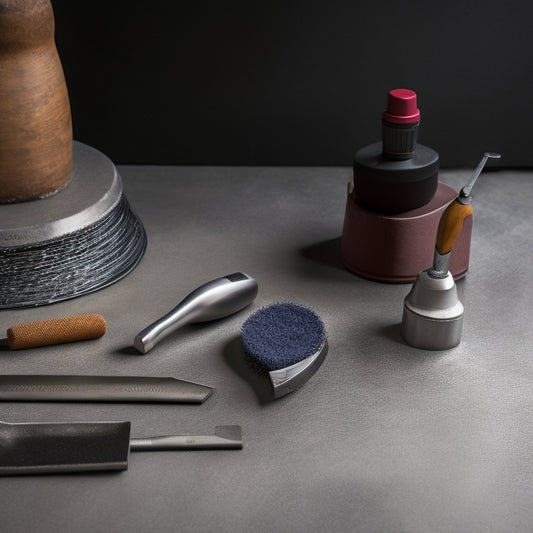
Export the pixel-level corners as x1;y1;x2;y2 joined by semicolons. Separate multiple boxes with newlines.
241;302;327;371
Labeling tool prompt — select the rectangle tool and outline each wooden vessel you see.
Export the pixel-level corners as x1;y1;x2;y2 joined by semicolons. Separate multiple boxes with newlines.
0;0;72;203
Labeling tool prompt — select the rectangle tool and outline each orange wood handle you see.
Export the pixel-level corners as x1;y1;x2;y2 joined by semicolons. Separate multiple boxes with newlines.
6;313;106;350
435;200;473;255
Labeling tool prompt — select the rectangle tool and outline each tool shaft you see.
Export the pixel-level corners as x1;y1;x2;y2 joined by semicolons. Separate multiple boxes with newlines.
460;152;501;199
130;426;242;451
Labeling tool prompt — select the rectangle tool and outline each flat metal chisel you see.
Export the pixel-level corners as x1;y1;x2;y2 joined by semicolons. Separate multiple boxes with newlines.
0;375;213;403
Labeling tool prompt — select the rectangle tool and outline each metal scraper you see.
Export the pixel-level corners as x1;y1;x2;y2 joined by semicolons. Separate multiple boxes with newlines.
0;421;242;475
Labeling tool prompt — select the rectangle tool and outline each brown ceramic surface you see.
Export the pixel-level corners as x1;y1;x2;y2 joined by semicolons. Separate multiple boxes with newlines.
0;0;72;203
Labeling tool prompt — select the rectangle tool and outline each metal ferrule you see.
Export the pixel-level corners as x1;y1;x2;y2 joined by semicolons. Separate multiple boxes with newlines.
429;248;452;279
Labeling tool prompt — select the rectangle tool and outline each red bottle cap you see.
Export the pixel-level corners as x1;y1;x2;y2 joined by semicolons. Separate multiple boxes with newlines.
382;88;420;124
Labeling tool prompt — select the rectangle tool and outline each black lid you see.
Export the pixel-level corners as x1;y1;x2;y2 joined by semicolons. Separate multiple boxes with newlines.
354;142;439;182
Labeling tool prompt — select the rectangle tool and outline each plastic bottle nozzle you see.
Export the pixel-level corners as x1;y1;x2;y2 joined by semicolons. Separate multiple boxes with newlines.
382;88;420;160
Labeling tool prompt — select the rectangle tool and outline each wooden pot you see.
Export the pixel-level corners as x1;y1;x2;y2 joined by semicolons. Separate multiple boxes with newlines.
0;0;72;203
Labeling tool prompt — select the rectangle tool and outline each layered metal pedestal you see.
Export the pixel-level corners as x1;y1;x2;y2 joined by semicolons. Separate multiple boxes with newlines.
0;142;147;308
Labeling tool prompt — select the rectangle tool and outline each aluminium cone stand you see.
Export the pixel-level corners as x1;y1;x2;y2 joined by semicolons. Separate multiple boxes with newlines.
0;141;147;308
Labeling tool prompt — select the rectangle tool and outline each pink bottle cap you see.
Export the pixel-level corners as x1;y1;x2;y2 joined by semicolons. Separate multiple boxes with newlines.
382;88;420;124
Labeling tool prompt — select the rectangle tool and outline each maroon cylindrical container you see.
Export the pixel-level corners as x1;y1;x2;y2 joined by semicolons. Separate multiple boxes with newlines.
340;181;472;283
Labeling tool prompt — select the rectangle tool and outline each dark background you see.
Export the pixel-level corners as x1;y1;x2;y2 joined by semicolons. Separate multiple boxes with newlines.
51;0;533;168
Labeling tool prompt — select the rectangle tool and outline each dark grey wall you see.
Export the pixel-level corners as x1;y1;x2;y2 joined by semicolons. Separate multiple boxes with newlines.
52;0;533;167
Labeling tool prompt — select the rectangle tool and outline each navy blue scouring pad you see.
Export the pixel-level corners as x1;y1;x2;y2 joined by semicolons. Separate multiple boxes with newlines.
241;303;328;398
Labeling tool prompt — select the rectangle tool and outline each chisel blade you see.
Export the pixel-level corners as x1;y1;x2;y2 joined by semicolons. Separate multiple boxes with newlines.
0;375;213;403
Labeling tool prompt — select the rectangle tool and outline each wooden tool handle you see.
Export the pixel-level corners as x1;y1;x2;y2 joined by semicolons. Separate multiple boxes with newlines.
435;200;473;255
6;314;106;350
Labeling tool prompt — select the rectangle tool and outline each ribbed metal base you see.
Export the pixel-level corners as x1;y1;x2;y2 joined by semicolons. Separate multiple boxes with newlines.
0;142;147;308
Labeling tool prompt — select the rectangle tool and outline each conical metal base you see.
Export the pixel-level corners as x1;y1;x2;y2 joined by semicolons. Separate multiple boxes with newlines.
401;270;464;350
0;142;147;308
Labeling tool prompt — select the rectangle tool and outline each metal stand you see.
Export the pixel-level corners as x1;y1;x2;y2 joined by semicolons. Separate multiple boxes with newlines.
0;142;147;308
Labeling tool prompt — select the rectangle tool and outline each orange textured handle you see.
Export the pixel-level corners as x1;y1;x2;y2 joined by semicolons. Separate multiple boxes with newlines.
435;200;473;255
6;313;106;350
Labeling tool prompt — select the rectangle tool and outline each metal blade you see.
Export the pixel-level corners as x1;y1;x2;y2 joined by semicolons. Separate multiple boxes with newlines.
130;425;243;451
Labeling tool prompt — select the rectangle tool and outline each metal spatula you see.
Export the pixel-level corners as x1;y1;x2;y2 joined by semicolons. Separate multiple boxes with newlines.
0;421;242;475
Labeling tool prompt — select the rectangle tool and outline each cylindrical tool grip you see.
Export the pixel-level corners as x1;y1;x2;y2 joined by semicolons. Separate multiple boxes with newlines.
435;200;473;255
6;313;106;350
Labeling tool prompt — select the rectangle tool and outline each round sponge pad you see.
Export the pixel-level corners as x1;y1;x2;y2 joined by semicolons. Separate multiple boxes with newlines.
241;303;327;371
